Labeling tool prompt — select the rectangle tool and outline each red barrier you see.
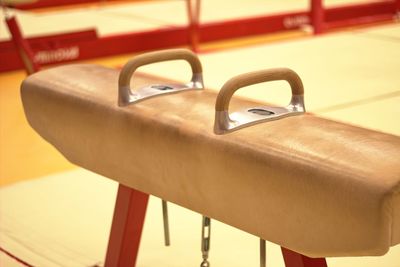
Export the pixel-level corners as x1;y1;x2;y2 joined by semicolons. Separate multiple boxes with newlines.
7;0;102;10
0;27;98;72
198;11;309;43
323;0;398;31
1;0;397;73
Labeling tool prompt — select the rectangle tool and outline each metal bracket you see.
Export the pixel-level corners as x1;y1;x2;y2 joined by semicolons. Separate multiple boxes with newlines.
120;73;203;105
216;94;305;133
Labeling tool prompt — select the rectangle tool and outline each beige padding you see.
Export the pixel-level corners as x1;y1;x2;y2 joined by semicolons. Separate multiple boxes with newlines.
21;64;400;258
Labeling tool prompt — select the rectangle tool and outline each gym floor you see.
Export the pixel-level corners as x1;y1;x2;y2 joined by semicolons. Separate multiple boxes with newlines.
0;1;399;266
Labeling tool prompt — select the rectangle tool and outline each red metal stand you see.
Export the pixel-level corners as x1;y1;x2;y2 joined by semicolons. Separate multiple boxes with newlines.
105;184;328;267
5;16;40;74
186;0;201;52
282;247;328;267
311;0;324;34
104;184;149;267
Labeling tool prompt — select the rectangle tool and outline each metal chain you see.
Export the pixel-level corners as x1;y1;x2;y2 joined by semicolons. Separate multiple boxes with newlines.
200;216;211;267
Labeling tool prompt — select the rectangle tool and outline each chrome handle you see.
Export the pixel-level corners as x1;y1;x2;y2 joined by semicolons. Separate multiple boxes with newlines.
214;68;305;134
118;48;204;106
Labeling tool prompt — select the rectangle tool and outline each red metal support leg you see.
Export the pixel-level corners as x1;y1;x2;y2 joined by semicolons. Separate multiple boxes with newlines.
311;0;324;34
186;0;201;52
281;247;328;267
5;16;40;74
396;0;400;14
104;184;149;267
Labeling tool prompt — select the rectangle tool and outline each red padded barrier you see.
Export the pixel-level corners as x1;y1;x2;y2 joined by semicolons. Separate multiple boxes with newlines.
1;0;398;73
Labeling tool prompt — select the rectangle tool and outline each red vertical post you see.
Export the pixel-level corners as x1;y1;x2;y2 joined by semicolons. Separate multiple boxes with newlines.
5;16;40;74
104;184;149;267
281;247;328;267
186;0;201;52
311;0;324;34
396;0;400;14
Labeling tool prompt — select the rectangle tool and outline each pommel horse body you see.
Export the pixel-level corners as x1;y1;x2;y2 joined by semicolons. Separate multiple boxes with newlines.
21;49;400;267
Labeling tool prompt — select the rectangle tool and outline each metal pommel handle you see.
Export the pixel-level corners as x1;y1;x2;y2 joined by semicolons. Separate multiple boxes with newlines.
214;68;305;134
118;49;204;106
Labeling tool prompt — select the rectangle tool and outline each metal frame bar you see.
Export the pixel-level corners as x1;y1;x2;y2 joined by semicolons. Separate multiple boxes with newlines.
260;239;266;267
162;200;171;246
4;15;40;74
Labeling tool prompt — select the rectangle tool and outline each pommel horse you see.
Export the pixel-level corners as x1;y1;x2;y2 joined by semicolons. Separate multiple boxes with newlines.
21;49;400;267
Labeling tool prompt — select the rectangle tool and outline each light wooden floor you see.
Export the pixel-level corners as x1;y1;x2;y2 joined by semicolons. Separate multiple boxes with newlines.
1;169;400;267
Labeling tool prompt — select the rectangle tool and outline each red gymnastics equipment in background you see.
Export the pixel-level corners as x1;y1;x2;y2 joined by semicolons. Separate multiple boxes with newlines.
2;0;399;73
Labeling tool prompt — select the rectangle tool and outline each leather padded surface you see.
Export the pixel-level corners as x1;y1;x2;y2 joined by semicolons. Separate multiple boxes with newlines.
21;64;400;257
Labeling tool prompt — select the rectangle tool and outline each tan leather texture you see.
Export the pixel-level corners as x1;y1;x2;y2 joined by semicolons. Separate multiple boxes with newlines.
21;64;400;258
